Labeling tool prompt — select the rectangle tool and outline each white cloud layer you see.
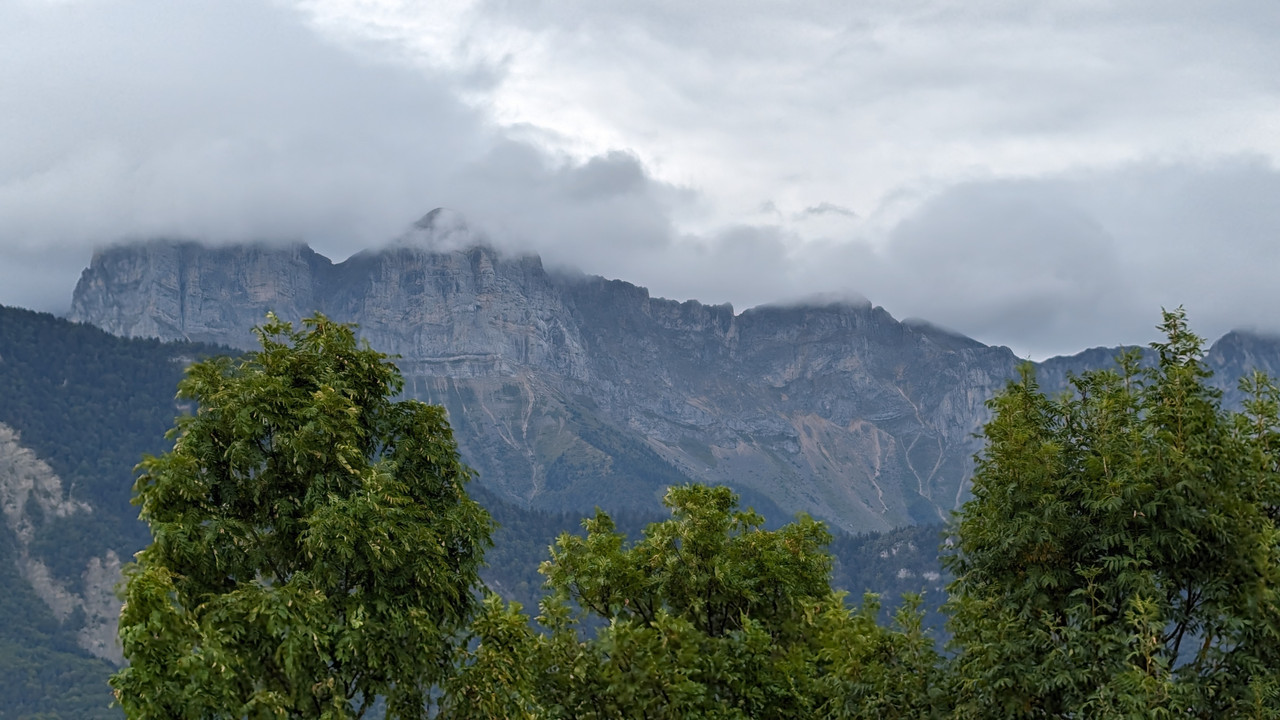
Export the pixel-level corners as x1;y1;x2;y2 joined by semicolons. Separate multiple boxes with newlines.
2;0;1279;357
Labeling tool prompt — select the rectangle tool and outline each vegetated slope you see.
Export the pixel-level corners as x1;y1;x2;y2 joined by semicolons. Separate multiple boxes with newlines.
0;307;223;580
0;306;225;717
0;520;118;719
829;523;950;634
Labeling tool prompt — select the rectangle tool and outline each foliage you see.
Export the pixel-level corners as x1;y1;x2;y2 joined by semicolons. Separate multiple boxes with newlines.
944;309;1280;718
443;484;944;719
110;314;492;719
477;485;664;613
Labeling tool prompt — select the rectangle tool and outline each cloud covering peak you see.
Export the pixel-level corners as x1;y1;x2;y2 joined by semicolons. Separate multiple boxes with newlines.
2;0;1279;358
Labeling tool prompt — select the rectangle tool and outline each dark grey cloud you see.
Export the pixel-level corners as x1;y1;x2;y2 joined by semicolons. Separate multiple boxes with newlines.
439;140;692;264
563;152;650;200
861;180;1134;356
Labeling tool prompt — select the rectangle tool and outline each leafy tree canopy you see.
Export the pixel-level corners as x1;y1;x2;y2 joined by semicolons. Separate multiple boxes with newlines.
444;484;944;720
945;309;1280;718
111;314;492;719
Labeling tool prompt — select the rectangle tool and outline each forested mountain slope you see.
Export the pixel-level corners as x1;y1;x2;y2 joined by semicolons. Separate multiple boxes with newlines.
0;307;219;716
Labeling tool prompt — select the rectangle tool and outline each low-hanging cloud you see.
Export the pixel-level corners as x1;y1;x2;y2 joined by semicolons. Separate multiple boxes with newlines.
0;0;487;310
787;158;1280;358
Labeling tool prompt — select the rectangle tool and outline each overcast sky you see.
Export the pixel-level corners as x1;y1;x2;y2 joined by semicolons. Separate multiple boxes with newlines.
3;0;1280;358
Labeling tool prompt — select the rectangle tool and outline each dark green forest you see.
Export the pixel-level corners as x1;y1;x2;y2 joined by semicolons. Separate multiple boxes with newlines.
0;307;222;718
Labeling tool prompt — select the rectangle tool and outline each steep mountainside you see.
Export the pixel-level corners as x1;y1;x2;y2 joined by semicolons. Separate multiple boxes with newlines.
72;233;1024;530
0;424;119;664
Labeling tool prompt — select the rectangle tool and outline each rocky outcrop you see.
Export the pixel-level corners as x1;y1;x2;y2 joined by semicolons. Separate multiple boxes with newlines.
0;423;123;663
0;424;91;543
70;240;331;349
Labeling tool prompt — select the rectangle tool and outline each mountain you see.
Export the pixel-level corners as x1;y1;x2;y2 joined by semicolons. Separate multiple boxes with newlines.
10;217;1280;714
72;223;1280;532
70;230;1026;532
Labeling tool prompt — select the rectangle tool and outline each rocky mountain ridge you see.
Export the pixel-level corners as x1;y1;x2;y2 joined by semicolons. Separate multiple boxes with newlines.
68;227;1280;532
72;236;1022;531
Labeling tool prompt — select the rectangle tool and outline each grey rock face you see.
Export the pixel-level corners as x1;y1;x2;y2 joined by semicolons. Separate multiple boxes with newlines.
71;240;331;349
71;238;1030;531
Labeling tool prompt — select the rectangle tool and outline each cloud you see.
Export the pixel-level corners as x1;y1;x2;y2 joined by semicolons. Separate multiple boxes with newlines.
438;140;691;266
2;0;1280;362
0;0;699;314
861;179;1134;356
0;0;492;308
293;0;1280;220
788;157;1280;358
799;203;858;219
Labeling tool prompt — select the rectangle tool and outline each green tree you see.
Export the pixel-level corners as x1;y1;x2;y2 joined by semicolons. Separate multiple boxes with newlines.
944;309;1280;719
111;314;492;719
443;484;943;719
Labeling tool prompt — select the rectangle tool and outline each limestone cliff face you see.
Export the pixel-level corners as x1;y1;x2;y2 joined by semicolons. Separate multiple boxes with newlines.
556;281;1019;527
328;247;590;381
72;242;590;378
70;240;331;349
70;236;1027;531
